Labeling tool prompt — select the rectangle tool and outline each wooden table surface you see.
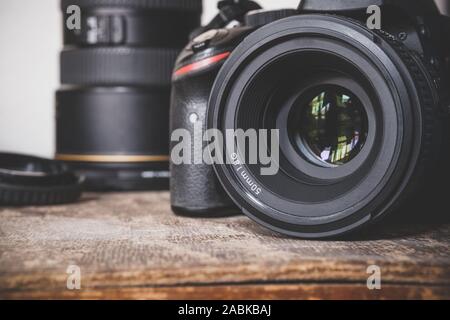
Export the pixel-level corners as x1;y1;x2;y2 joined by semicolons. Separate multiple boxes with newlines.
0;192;449;300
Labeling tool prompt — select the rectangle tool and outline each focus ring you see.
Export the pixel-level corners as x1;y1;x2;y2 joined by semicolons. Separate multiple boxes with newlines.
61;47;179;86
61;0;203;11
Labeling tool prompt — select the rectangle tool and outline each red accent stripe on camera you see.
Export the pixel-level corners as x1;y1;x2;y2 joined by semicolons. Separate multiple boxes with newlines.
174;52;231;77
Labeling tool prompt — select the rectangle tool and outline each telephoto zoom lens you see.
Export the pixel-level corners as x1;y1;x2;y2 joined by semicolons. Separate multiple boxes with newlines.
57;0;202;191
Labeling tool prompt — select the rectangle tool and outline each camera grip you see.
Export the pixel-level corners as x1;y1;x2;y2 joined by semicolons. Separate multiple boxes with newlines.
170;72;239;217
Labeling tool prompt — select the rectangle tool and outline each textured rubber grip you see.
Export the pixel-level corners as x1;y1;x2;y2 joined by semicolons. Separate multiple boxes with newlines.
61;47;179;86
61;0;203;12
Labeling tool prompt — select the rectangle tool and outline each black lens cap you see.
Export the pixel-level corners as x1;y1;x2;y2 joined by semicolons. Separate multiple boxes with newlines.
0;153;83;206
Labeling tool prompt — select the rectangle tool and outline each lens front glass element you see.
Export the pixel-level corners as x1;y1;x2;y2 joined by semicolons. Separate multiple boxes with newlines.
293;85;368;167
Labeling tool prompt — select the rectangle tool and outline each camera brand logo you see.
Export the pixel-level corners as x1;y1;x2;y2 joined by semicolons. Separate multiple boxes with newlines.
171;121;280;176
66;265;81;290
66;5;81;31
367;265;382;290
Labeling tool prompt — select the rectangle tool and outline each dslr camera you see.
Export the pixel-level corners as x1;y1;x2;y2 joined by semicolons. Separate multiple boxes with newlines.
171;0;450;238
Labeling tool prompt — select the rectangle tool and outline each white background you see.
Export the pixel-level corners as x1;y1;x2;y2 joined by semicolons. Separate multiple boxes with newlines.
0;0;447;158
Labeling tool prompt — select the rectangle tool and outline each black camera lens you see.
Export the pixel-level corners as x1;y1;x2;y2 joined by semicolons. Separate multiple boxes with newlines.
208;14;448;238
291;85;369;167
57;0;202;191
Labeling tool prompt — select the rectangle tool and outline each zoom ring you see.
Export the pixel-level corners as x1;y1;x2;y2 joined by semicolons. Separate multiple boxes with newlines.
61;47;179;86
61;0;203;12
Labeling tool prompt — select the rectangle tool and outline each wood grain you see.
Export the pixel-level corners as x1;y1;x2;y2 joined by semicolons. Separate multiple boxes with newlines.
0;192;449;300
2;284;448;300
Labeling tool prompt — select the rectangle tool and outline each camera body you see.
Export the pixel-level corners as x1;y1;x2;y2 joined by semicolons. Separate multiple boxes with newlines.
170;27;254;216
171;0;450;236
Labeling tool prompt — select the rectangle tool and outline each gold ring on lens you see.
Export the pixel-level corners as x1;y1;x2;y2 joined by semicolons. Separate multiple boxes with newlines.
55;154;170;163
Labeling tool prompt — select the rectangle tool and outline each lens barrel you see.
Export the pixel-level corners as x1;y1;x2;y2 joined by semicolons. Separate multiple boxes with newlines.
57;0;202;191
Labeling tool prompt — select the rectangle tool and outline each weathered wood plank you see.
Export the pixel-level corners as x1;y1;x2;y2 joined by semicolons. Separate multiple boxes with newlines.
0;192;449;299
2;284;449;300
